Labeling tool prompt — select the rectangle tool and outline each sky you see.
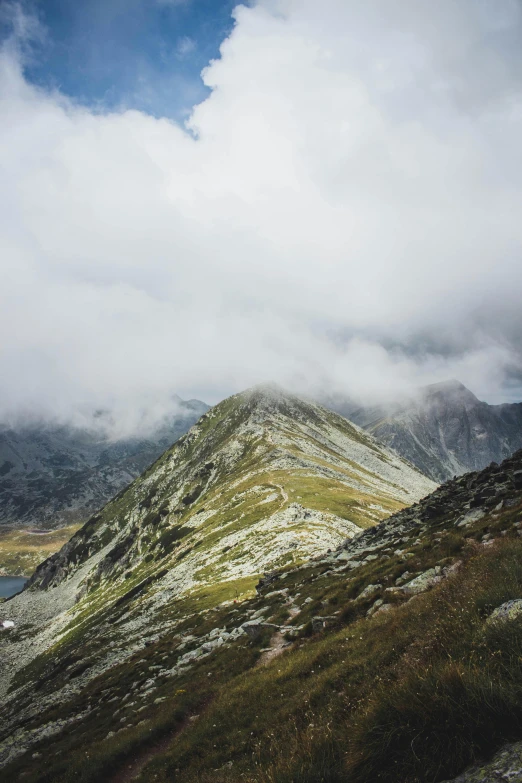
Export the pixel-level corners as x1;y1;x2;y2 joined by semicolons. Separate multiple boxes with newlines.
1;0;522;432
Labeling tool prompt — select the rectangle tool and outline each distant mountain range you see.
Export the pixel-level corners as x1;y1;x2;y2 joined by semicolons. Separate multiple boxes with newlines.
1;378;521;532
0;397;209;529
324;379;522;483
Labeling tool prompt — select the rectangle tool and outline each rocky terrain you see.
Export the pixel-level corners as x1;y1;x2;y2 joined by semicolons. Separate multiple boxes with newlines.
327;379;522;482
2;387;522;782
0;397;208;531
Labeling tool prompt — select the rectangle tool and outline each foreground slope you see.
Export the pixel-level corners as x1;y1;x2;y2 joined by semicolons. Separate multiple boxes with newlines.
0;397;209;531
327;380;522;482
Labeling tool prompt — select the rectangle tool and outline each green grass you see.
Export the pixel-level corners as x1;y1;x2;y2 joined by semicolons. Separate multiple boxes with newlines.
143;538;522;783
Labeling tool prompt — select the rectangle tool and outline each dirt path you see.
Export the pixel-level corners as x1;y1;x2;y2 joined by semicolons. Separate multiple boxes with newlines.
257;630;289;666
273;482;289;506
257;604;300;667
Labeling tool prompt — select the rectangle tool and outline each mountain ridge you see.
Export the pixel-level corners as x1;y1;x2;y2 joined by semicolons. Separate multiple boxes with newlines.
25;384;434;595
325;380;522;482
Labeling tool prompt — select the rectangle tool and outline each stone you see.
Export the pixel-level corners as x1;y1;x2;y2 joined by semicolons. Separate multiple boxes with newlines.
374;603;393;616
456;509;485;528
441;739;522;782
402;569;442;595
256;571;281;593
367;599;383;616
357;584;382;601
240;621;278;639
442;560;462;577
487;599;522;625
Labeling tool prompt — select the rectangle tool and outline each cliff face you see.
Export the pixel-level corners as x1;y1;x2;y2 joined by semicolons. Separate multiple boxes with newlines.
330;380;522;483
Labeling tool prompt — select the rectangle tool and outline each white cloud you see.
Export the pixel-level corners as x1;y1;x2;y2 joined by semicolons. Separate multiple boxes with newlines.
1;0;522;427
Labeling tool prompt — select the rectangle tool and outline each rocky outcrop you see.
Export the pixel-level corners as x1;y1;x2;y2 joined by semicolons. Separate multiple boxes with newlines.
487;599;522;625
317;448;522;591
442;740;522;782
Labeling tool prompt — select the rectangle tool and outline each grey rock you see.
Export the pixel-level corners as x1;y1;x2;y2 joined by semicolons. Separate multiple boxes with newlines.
357;584;382;601
441;740;522;782
241;621;278;640
487;599;522;625
325;380;522;483
402;569;442;595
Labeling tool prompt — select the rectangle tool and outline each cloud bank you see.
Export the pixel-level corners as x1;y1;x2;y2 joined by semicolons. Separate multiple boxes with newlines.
1;0;522;429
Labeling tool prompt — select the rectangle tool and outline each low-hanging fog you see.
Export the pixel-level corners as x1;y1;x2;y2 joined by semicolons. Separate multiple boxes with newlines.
1;0;522;435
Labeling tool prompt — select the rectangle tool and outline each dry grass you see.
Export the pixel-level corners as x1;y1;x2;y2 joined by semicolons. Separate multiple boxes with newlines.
0;525;80;576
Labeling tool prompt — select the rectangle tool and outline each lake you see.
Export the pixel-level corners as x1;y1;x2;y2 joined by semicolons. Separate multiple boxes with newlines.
0;576;28;599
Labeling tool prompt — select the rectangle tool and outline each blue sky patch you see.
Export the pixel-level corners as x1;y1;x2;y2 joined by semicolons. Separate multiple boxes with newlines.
6;0;240;120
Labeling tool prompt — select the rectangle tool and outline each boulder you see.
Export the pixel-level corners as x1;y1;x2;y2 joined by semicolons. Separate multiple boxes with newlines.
487;599;522;625
367;599;383;616
374;603;393;616
402;569;442;595
241;621;278;640
255;571;281;593
357;583;382;601
441;739;522;782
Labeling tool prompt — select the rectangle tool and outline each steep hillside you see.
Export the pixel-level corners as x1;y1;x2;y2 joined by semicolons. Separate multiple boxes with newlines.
0;398;208;531
327;380;522;482
22;384;434;594
1;397;522;781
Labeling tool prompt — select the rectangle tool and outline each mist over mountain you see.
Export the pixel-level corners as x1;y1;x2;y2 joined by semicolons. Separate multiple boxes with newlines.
0;397;209;529
324;380;522;482
1;0;522;417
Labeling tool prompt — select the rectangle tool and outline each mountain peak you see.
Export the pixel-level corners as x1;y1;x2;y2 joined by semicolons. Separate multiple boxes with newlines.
421;379;480;405
335;379;522;484
25;385;435;596
239;381;287;403
230;383;314;422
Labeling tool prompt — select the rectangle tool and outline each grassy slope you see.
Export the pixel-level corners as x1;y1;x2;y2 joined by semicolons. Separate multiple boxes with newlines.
4;464;522;783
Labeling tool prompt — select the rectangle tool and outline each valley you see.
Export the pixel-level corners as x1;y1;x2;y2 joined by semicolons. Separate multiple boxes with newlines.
0;526;80;578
